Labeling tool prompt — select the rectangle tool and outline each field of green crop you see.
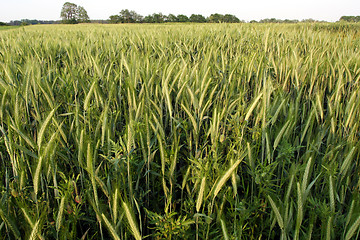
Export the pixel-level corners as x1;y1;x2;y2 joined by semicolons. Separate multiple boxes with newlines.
0;26;19;31
0;23;360;239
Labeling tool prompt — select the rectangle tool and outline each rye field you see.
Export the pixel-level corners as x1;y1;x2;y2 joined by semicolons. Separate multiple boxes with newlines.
1;23;360;239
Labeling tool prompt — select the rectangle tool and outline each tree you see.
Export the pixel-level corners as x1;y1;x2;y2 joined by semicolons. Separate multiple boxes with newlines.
109;15;122;24
209;13;224;23
152;13;165;23
117;9;142;23
77;6;90;23
177;14;189;22
223;14;240;23
260;18;280;23
189;14;207;23
283;19;298;23
61;2;78;24
112;10;142;23
167;14;178;22
120;9;133;23
301;18;316;23
143;13;165;23
131;11;143;23
340;16;360;22
60;2;90;24
144;15;155;23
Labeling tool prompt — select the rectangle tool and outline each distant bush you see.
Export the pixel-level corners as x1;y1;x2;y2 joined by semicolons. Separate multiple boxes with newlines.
8;19;60;26
340;16;360;22
259;18;299;23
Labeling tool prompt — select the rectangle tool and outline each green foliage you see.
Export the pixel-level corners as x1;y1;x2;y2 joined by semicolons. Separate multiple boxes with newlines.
259;18;300;23
77;6;90;23
0;26;19;31
209;13;224;23
144;13;166;23
8;19;60;25
0;23;360;239
167;14;179;22
340;16;360;22
60;2;90;24
177;14;189;22
189;14;207;23
109;15;122;24
109;9;143;23
146;210;193;239
223;14;240;23
109;12;241;24
207;13;241;23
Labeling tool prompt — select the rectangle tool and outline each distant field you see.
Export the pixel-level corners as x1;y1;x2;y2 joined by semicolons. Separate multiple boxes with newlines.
0;26;19;31
1;23;360;239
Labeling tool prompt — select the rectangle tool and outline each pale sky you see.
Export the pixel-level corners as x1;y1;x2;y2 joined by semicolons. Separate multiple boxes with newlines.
1;0;360;22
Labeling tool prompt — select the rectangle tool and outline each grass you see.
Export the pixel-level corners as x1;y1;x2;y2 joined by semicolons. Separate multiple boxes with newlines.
0;23;360;239
0;26;19;31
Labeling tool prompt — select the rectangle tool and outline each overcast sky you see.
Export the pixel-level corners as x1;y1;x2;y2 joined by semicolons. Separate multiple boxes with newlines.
1;0;360;22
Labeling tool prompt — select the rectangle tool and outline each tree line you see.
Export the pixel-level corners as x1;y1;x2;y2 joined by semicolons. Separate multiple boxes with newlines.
3;2;359;26
250;18;323;23
5;18;319;26
7;20;61;26
340;16;360;22
108;10;241;23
